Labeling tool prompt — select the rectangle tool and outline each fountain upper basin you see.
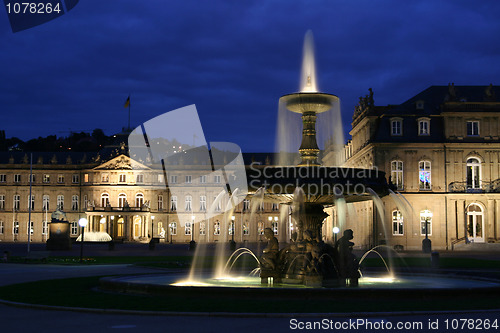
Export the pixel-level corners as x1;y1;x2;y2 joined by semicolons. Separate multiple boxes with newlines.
246;165;391;204
280;92;338;114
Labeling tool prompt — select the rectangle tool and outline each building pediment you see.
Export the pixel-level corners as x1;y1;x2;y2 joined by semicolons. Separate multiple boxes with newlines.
93;154;151;171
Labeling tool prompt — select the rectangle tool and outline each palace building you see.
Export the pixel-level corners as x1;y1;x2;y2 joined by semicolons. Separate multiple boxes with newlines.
322;84;500;250
1;84;500;251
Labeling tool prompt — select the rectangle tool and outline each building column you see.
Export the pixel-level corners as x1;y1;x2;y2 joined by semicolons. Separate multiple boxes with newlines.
447;198;457;244
496;200;500;241
487;199;494;242
457;200;466;240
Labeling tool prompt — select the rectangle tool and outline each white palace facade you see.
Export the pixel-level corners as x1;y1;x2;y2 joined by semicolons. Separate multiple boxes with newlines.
2;85;500;251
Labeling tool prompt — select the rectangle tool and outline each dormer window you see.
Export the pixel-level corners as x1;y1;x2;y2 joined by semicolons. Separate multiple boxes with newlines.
467;121;479;136
418;118;430;136
390;118;402;136
416;100;424;110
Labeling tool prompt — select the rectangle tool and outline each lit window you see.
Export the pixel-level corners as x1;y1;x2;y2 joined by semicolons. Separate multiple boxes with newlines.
272;221;279;235
28;195;34;210
158;195;164;211
43;195;49;211
243;221;249;235
391;161;404;190
466;157;481;190
185;222;192;235
84;174;89;182
391;119;402;136
185;195;192;212
420;210;432;236
70;221;78;235
27;221;34;235
136;174;144;183
158;174;164;183
258;221;264;235
418;161;431;190
13;195;20;211
214;196;221;212
43;174;50;183
118;193;127;208
57;195;64;210
135;193;144;207
57;174;64;183
200;195;206;212
170;222;177;235
13;221;19;235
392;210;404;235
170;196;177;211
101;193;110;208
72;195;79;211
214;220;220;235
418;118;430;136
467;121;479;136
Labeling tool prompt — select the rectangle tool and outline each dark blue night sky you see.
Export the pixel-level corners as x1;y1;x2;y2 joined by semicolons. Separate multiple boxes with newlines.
2;1;500;152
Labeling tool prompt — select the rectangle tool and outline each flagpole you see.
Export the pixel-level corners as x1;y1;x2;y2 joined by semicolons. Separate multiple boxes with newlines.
27;153;32;253
128;94;131;130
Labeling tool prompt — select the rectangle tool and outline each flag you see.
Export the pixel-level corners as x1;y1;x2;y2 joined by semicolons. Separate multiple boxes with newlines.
124;96;130;108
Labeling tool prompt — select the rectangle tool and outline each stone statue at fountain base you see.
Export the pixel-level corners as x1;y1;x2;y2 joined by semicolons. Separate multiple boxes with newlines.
334;229;360;287
260;228;281;285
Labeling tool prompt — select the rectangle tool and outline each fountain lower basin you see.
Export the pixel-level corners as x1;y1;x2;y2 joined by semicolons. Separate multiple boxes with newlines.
100;272;500;292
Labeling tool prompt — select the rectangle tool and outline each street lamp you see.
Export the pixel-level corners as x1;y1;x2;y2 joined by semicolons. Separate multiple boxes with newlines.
333;226;340;243
78;218;88;263
421;210;433;253
229;215;236;251
189;215;196;250
151;215;155;239
149;215;155;251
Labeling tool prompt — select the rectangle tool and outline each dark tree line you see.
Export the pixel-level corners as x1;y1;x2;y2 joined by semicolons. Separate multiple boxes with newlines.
0;129;114;152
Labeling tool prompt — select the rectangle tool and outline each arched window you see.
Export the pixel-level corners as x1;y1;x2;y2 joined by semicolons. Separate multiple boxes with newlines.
101;193;110;208
467;204;484;243
390;160;404;190
420;210;432;236
135;193;144;207
418;161;431;190
466;157;481;190
118;193;127;208
392;210;404;235
418;118;430;136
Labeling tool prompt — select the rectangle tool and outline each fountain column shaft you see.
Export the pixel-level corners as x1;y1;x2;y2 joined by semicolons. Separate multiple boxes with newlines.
299;111;320;166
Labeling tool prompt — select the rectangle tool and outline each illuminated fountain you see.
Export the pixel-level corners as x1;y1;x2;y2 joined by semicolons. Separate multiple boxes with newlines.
105;31;500;300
